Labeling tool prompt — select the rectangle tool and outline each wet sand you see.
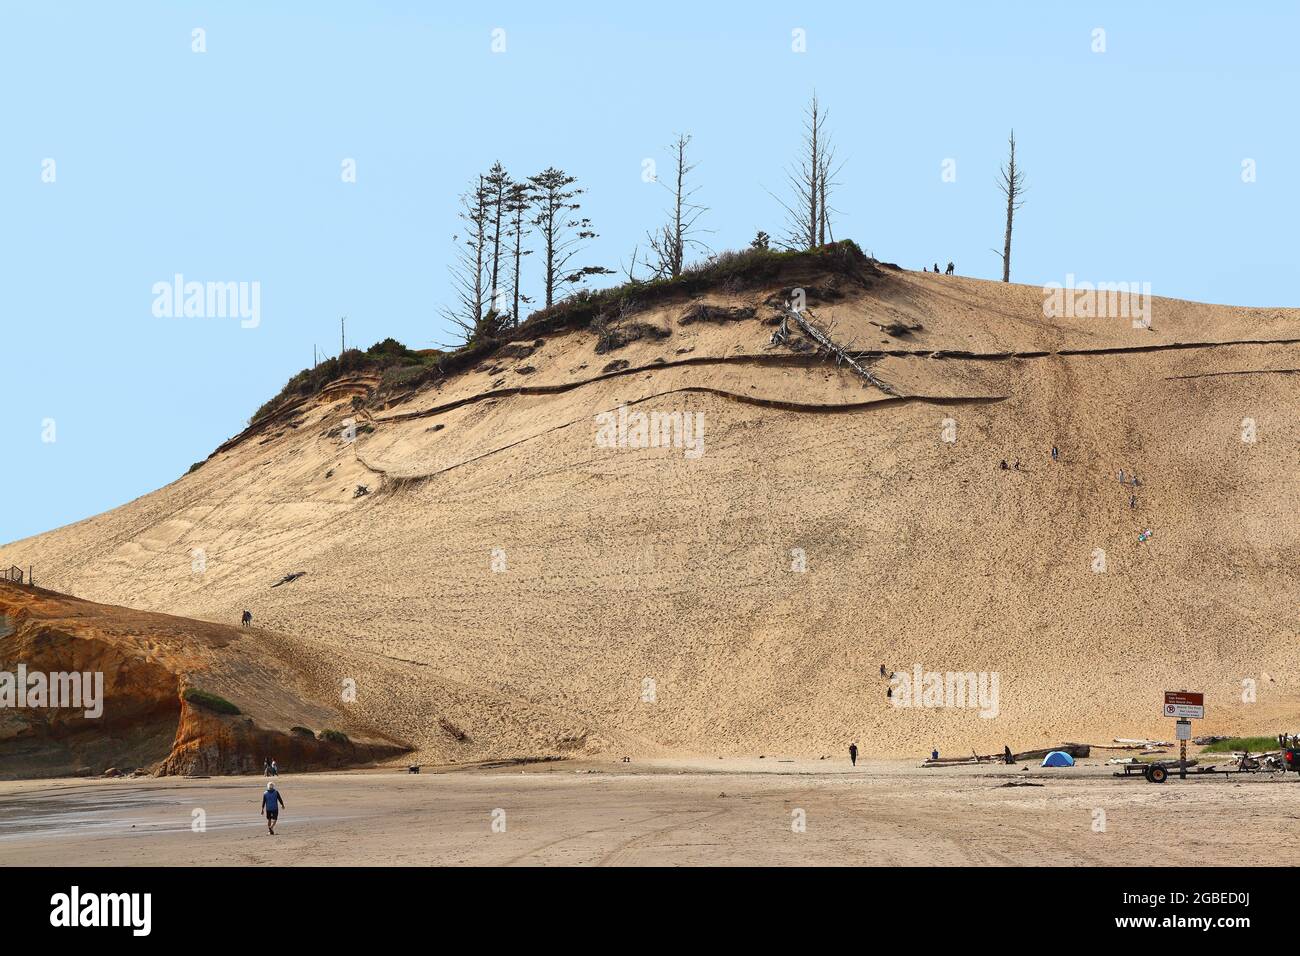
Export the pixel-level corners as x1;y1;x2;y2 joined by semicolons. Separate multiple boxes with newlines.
2;758;1295;866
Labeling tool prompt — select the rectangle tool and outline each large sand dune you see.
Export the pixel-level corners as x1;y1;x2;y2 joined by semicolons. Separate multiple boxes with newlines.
4;247;1299;761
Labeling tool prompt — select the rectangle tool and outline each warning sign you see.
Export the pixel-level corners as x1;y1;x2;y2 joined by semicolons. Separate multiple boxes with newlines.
1163;691;1204;719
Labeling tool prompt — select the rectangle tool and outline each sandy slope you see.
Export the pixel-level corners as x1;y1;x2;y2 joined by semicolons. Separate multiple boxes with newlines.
4;260;1299;760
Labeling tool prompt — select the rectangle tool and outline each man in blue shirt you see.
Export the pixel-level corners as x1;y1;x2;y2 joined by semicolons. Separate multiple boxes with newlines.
261;782;285;835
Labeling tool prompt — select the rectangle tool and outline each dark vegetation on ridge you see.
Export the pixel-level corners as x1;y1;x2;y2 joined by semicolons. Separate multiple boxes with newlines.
244;241;879;429
182;687;242;716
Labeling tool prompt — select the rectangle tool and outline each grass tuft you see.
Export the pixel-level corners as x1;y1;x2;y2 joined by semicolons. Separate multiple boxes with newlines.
1199;736;1281;754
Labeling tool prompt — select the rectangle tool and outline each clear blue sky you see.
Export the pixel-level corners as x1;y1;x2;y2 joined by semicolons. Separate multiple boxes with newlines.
2;1;1296;543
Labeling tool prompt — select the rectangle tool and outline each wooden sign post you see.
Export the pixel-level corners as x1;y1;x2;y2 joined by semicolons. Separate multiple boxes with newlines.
1164;691;1205;781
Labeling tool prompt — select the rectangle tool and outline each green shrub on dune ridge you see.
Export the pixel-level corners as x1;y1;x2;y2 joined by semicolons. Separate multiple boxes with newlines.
247;242;874;427
182;688;241;715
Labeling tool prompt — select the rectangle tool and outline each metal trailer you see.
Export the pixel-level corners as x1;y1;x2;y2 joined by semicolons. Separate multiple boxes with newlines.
1113;759;1288;784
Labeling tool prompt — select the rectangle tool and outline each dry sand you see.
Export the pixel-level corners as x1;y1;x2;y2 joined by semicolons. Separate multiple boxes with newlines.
1;757;1295;866
3;263;1299;761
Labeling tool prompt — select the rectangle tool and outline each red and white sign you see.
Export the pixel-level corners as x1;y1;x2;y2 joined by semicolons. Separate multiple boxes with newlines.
1164;691;1204;719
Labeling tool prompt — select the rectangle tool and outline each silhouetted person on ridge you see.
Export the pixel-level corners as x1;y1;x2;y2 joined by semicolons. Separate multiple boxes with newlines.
945;261;955;275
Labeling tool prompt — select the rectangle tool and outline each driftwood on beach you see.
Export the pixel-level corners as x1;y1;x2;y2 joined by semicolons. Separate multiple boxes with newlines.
921;742;1091;767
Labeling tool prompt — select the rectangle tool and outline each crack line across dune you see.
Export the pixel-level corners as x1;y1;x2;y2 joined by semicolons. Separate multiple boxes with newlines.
352;333;1300;484
368;335;1300;431
621;385;1006;414
925;336;1300;361
371;351;833;426
1163;367;1300;381
356;386;1007;484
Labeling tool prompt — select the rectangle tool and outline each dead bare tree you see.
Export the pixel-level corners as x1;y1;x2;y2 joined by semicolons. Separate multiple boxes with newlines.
619;244;644;284
441;175;498;346
528;167;612;309
993;130;1027;282
646;133;710;279
817;145;841;245
771;93;844;251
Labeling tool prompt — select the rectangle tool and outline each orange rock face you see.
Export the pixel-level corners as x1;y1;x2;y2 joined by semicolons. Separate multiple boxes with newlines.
0;583;407;777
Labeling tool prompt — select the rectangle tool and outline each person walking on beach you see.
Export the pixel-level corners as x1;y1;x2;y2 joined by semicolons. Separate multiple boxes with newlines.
263;758;271;776
270;759;279;776
849;743;859;766
261;782;285;835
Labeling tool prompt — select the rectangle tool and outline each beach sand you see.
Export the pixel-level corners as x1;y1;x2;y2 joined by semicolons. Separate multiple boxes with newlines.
2;757;1294;866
